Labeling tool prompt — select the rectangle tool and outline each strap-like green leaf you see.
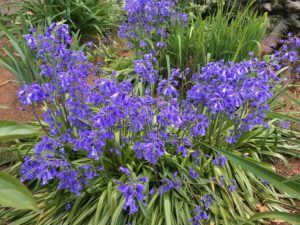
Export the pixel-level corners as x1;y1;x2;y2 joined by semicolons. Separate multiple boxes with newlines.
0;172;37;210
203;144;300;199
267;111;300;124
0;121;39;142
164;194;172;225
248;212;300;225
282;92;300;106
283;174;300;183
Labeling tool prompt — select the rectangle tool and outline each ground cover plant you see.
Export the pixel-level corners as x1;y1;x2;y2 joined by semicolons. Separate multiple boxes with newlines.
0;16;42;84
117;0;268;79
3;0;121;39
163;2;268;72
0;16;83;84
0;0;300;225
1;23;300;225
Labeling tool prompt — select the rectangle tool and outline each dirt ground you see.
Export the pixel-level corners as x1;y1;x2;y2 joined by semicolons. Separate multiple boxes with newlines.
0;67;36;122
274;158;300;178
0;0;21;15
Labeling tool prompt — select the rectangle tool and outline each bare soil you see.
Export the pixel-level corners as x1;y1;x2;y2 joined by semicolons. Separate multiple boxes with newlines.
0;0;21;15
275;158;300;178
0;67;36;122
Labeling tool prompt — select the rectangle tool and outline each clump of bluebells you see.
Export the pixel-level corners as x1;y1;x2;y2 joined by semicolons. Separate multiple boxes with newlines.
115;168;148;215
119;0;187;52
187;58;278;143
273;33;300;82
273;33;300;80
19;24;280;223
133;52;158;84
190;194;214;224
120;0;188;93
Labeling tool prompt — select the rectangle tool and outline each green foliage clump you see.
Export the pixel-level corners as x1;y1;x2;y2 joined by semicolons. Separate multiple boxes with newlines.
161;2;268;73
5;0;121;38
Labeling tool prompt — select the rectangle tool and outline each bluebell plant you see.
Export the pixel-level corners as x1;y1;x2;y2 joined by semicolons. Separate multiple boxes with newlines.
17;22;294;224
119;0;187;53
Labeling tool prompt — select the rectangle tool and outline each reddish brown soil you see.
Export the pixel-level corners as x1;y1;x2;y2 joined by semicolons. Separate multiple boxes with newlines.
277;77;300;117
0;67;37;122
275;158;300;178
117;48;132;58
114;36;132;58
271;222;292;225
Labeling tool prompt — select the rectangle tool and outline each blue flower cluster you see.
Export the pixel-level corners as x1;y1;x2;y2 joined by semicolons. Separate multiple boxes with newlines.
274;33;300;78
115;168;148;215
187;58;277;143
19;24;279;218
119;0;187;51
158;172;181;195
190;194;214;224
134;52;158;83
121;0;187;93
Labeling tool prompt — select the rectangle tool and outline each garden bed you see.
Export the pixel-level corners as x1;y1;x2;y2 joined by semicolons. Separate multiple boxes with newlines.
0;1;300;225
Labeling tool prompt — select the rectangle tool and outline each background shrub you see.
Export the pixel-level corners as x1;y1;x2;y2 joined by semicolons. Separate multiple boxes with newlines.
7;0;122;39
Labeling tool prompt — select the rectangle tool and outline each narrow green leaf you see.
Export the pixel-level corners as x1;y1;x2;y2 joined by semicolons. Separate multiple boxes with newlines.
65;196;83;224
166;55;171;79
0;121;39;143
111;198;125;225
164;194;172;225
283;174;300;183
248;212;300;225
94;191;107;224
203;144;300;199
137;199;149;219
282;92;300;106
0;172;37;210
267;111;300;124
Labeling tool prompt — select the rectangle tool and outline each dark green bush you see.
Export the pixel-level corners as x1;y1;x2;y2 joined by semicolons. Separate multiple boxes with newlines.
19;0;121;38
160;2;268;74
